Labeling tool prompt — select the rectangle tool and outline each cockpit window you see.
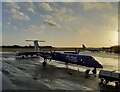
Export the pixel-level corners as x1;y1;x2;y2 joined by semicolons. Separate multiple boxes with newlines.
91;57;95;60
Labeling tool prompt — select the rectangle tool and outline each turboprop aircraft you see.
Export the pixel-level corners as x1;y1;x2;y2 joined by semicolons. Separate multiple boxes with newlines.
16;40;103;74
40;51;103;74
82;44;103;52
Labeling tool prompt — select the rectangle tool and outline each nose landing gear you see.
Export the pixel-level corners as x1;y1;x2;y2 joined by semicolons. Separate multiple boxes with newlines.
42;58;47;67
85;68;97;75
92;68;97;74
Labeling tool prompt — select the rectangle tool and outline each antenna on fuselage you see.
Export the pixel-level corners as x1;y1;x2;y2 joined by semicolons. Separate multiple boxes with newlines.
25;40;46;52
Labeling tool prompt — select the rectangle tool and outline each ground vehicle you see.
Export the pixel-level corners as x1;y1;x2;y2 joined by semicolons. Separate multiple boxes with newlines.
99;70;120;87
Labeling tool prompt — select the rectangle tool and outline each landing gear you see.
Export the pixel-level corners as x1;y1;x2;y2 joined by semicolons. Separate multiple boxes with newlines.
85;68;97;75
104;79;109;85
92;68;97;74
85;69;90;78
42;59;47;67
115;82;120;88
99;78;104;85
85;69;90;74
22;55;25;59
77;65;79;71
65;62;68;68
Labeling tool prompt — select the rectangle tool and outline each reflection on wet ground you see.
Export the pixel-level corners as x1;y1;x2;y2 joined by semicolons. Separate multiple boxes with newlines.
1;52;120;91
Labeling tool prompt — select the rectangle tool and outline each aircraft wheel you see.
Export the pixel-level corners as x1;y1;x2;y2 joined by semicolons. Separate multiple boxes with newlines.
92;68;97;74
31;55;33;57
99;78;104;85
115;82;119;88
85;69;90;74
22;56;24;59
65;62;68;68
104;79;109;85
42;61;47;67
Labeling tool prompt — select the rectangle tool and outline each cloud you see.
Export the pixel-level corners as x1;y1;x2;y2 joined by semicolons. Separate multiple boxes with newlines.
43;14;76;25
50;5;78;24
2;0;16;2
40;3;78;27
24;2;36;14
6;2;20;10
82;2;113;11
56;15;78;23
53;7;73;14
38;3;53;12
44;15;52;20
6;2;30;21
52;5;79;23
24;24;46;34
44;20;61;29
43;14;62;29
27;7;35;14
11;8;30;21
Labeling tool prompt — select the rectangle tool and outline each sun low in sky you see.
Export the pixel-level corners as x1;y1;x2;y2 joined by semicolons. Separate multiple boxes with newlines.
1;2;118;47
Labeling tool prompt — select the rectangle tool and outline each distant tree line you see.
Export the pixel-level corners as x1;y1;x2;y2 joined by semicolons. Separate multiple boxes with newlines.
110;45;120;53
1;45;53;48
1;45;120;53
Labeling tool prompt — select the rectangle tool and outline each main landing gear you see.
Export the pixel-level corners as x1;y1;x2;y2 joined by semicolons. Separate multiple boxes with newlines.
42;58;47;67
85;68;97;75
65;62;68;68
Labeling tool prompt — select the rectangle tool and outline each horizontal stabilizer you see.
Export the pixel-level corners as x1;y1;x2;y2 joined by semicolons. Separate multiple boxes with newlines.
25;40;46;42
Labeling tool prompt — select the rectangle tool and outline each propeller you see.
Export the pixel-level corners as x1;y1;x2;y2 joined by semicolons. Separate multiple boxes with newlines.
47;50;56;62
40;50;56;63
75;48;80;54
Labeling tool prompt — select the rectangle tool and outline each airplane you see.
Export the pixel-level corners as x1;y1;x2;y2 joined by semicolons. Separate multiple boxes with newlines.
40;51;103;74
16;40;103;74
64;49;80;54
82;44;103;52
15;40;45;58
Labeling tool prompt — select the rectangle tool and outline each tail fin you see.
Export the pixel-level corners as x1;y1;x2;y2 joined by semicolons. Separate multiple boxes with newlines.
82;44;86;49
34;40;39;52
26;40;45;52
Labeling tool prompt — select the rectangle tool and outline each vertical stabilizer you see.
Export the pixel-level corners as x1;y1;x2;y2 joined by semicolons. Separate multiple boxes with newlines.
82;44;86;49
26;40;45;52
34;40;39;52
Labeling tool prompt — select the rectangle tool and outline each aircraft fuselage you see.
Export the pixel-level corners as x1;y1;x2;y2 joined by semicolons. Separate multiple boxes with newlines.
40;52;103;68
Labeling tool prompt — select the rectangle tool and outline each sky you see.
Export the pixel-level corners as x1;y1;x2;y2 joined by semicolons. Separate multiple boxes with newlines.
1;1;119;47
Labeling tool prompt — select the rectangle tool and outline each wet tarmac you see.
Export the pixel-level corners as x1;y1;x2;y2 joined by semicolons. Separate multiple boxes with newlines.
1;52;120;91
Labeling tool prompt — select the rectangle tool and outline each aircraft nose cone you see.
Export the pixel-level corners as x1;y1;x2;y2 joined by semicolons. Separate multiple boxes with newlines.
98;63;103;68
94;60;103;68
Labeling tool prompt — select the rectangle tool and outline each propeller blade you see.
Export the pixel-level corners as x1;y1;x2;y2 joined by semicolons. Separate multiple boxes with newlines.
77;50;80;53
